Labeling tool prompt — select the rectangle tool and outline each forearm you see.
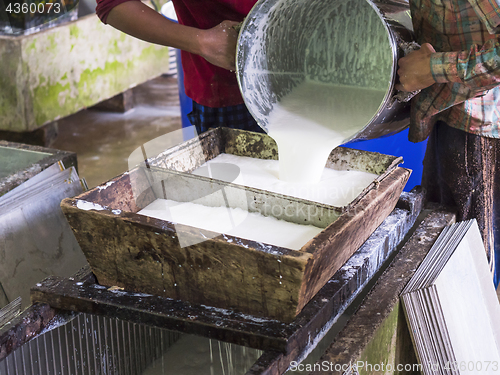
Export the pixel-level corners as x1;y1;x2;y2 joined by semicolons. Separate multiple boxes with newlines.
106;1;203;55
431;38;500;91
103;1;239;71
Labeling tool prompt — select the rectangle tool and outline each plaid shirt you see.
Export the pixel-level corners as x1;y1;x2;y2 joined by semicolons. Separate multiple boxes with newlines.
409;0;500;142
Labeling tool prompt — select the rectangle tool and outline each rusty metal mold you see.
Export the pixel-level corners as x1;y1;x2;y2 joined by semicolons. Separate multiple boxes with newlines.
61;128;410;322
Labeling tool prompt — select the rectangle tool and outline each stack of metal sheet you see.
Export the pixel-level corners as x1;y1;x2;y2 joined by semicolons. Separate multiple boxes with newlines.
401;220;500;374
0;159;88;309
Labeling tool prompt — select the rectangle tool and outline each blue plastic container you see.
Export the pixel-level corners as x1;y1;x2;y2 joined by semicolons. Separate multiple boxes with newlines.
344;128;427;192
161;2;195;139
174;49;193;129
174;48;197;140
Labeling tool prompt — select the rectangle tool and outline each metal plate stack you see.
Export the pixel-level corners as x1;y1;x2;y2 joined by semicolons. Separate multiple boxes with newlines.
401;220;500;374
0;142;88;309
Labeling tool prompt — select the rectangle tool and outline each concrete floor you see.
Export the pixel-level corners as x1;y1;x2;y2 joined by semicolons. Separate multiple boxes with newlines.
52;75;183;189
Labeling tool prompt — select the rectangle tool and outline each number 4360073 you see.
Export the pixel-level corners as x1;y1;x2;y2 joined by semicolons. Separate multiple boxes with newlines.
5;2;61;14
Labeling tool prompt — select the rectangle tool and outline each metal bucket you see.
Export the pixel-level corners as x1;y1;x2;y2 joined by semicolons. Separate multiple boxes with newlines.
236;0;414;142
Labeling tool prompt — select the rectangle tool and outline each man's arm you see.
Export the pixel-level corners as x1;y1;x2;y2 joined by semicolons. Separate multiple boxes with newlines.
103;1;239;70
396;38;500;93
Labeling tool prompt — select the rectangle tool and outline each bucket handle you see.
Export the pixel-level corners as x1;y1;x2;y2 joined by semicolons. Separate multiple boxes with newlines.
389;41;421;107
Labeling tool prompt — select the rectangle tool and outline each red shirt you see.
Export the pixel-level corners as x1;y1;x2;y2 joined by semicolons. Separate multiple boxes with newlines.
96;0;257;108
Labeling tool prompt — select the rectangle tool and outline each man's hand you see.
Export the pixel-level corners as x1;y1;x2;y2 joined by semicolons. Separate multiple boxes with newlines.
199;20;240;71
395;43;436;92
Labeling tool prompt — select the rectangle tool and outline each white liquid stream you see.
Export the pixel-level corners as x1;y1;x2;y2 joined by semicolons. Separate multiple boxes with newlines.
266;81;386;183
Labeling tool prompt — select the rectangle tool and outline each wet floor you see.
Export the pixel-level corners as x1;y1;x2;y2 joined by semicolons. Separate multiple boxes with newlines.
52;75;183;189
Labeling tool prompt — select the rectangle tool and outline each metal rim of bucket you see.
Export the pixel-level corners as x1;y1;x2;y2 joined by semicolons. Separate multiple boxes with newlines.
236;0;412;141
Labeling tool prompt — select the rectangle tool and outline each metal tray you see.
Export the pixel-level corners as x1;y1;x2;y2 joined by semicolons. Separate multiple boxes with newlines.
61;128;410;322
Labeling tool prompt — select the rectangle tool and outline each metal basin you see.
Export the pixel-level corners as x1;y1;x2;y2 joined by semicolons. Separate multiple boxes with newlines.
61;128;411;322
237;0;414;141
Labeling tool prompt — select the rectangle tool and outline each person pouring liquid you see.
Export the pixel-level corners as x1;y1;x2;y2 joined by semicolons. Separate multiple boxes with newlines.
95;0;263;135
396;0;500;287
